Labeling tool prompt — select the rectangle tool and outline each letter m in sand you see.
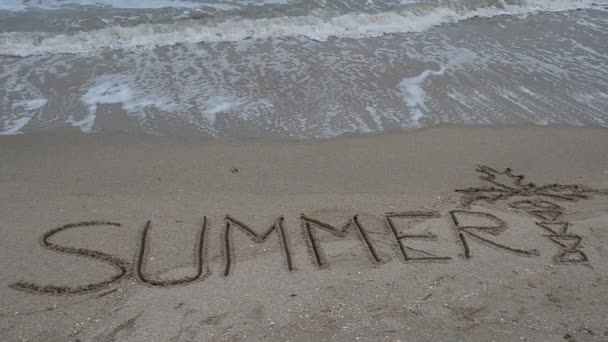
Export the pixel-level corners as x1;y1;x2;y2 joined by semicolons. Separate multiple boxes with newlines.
223;216;293;276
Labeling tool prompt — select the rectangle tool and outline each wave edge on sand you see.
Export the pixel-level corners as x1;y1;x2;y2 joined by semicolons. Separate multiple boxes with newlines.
0;0;605;56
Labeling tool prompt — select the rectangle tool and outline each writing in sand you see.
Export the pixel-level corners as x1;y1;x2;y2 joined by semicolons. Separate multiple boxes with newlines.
9;166;608;295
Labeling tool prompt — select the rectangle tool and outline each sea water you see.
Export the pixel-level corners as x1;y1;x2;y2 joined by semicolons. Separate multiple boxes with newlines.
1;0;607;137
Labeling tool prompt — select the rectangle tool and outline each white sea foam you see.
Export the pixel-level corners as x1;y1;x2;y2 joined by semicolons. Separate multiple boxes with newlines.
0;117;32;135
1;0;215;11
13;98;48;111
71;74;272;132
0;0;604;56
0;0;26;11
73;75;177;132
200;96;244;125
0;98;47;135
365;106;384;130
0;0;291;11
399;66;447;124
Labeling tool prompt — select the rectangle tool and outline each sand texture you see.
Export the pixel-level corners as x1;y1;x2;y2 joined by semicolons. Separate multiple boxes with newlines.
1;125;608;341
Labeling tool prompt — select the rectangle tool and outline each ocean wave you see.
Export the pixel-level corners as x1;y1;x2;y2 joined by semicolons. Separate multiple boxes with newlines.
0;0;604;56
0;0;290;12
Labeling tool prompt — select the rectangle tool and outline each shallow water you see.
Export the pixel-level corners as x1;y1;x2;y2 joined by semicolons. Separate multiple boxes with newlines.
1;0;607;138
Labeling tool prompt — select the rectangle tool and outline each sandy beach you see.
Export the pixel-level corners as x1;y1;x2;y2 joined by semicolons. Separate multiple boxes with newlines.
1;125;608;341
2;0;608;341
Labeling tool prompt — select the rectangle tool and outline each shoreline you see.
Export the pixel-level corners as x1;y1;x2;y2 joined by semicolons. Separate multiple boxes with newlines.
3;7;608;139
2;125;607;193
1;125;608;341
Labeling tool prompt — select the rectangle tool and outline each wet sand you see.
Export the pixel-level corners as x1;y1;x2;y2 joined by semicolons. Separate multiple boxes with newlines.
1;125;608;341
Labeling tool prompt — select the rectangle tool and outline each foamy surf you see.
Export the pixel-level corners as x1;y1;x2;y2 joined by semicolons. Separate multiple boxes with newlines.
0;0;605;56
0;98;47;135
399;66;447;125
1;0;607;138
0;0;237;11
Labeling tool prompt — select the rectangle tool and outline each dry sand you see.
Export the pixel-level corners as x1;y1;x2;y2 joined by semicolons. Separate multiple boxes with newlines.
1;125;608;341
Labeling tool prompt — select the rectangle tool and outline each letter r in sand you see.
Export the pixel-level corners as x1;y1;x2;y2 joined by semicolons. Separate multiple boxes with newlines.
449;210;539;259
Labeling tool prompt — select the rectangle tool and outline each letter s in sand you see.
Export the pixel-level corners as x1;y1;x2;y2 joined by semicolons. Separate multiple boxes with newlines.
10;221;131;295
